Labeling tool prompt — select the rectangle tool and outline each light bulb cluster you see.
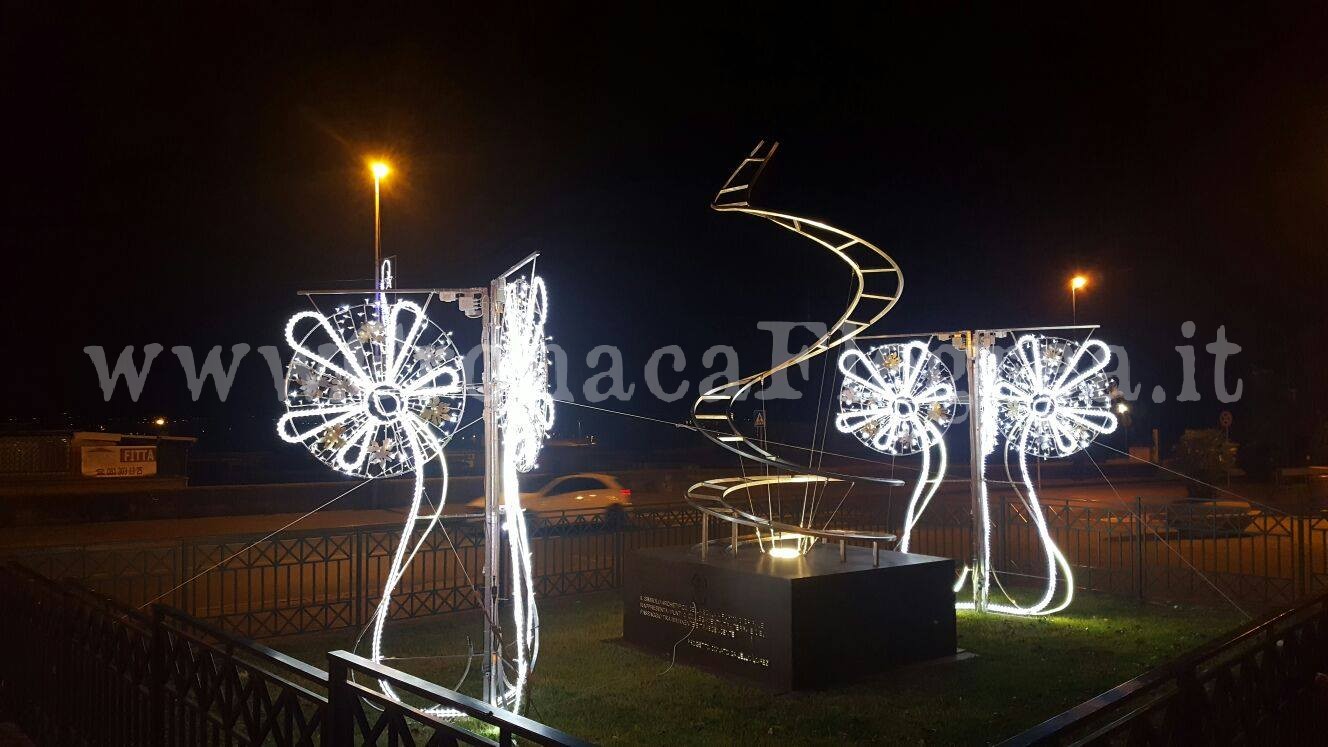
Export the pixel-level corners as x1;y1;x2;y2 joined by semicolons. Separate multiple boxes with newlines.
277;300;465;476
491;274;554;711
495;276;555;472
991;335;1117;459
835;342;957;456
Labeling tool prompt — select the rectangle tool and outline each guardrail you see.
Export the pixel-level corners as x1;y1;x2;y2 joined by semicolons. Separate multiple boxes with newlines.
1001;589;1328;745
2;497;1325;640
0;561;589;746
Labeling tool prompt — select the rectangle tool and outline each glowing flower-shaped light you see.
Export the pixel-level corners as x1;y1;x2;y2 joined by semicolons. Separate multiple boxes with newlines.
991;335;1117;458
277;300;465;476
494;276;554;473
836;342;958;455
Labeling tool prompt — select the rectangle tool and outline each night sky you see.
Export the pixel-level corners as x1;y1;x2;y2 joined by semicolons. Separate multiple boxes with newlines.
4;6;1326;460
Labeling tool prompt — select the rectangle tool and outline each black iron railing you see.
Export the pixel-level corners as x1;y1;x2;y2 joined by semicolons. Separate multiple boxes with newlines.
1001;590;1328;745
2;498;1324;641
0;562;590;747
327;651;592;747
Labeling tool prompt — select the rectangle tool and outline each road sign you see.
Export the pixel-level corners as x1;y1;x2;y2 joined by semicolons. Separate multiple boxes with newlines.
1219;411;1233;429
754;411;767;429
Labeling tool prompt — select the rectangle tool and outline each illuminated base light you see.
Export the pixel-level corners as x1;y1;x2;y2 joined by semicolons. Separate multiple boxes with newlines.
765;531;812;558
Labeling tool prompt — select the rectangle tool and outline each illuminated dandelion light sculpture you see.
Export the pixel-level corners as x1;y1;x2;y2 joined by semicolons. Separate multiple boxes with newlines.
276;262;553;711
686;141;903;556
490;273;554;704
966;334;1117;616
277;299;465;699
835;342;957;553
836;331;1119;616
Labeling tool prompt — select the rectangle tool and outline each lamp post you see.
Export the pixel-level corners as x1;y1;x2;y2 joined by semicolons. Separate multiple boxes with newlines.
370;161;390;287
1069;274;1088;324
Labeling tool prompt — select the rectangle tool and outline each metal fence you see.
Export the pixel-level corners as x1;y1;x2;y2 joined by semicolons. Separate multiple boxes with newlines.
4;497;1327;640
0;562;590;746
1001;588;1328;745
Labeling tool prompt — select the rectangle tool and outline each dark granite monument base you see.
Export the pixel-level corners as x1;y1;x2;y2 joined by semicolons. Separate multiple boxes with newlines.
622;543;956;691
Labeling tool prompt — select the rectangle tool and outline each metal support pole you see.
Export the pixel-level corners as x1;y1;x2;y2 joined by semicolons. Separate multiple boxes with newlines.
839;539;846;562
730;515;738;556
481;284;501;707
373;177;382;283
872;541;879;567
700;513;709;560
964;332;989;612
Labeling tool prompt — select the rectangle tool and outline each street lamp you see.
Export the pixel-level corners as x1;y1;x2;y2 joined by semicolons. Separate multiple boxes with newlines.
1069;274;1088;323
369;160;391;288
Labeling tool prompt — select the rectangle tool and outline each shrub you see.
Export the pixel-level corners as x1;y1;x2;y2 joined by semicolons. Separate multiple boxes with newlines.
1173;428;1237;497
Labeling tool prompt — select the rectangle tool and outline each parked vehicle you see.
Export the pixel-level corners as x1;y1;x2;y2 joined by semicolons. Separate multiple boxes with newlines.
465;472;633;512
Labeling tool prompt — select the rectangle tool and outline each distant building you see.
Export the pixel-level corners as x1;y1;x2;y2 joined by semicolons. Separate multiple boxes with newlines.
0;431;195;491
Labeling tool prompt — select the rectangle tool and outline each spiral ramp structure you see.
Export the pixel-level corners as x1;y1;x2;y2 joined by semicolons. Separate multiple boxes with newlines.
686;141;905;549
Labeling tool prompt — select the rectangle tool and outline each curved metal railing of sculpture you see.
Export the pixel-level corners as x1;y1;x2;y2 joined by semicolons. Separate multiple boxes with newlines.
686;141;904;554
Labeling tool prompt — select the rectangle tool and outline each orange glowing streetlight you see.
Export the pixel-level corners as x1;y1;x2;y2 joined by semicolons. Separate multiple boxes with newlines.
1069;274;1088;323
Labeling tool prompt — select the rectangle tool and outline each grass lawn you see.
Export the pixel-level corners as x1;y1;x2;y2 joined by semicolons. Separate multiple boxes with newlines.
272;591;1241;745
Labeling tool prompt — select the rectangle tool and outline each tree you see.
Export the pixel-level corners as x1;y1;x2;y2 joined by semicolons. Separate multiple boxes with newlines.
1173;429;1237;497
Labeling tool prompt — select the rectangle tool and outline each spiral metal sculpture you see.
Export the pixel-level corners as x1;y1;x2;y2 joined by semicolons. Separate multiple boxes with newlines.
686;142;904;555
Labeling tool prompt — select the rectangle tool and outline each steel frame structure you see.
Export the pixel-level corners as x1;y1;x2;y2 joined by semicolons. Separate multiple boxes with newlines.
687;141;902;555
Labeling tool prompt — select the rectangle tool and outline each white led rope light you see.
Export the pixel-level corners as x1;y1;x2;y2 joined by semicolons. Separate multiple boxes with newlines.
278;298;468;701
835;343;956;553
959;335;1118;615
489;273;553;710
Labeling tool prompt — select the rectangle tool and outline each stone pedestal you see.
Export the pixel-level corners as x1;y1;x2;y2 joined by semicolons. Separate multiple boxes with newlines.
622;543;956;690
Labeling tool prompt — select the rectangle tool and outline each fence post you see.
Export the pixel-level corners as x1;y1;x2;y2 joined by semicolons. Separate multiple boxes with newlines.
148;604;167;747
1296;516;1308;600
175;541;187;614
1135;496;1145;602
326;652;353;747
613;524;624;588
353;530;363;630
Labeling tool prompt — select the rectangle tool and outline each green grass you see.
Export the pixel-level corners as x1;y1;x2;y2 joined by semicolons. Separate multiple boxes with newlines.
273;592;1240;745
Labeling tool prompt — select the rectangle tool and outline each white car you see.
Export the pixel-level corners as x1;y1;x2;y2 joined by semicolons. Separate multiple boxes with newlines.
465;473;633;513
